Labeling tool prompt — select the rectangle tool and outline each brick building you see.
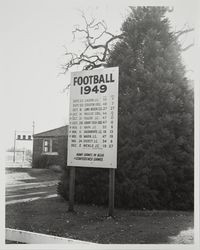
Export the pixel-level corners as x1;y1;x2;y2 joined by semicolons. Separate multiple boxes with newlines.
32;125;68;168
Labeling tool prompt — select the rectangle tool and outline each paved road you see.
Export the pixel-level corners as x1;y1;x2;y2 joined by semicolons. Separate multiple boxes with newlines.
168;227;194;244
6;168;61;205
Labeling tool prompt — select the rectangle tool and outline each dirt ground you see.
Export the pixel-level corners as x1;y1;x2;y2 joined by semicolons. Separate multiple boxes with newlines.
6;167;194;244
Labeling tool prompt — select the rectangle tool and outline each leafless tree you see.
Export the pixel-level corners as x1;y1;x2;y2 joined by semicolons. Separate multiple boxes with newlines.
61;10;194;76
61;11;124;74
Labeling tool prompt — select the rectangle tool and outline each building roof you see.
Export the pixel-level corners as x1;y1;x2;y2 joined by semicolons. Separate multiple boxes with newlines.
33;125;68;138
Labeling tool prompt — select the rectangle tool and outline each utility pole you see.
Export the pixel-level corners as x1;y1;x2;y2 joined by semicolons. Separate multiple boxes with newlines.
32;121;35;135
13;130;16;163
32;121;35;166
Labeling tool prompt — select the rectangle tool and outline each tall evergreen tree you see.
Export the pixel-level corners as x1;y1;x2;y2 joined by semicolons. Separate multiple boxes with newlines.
58;7;194;210
107;6;193;210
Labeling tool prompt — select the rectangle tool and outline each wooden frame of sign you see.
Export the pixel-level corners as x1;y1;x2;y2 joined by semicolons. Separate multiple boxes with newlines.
67;67;119;217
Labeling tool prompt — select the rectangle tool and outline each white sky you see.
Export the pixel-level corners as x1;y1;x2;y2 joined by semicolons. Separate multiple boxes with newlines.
0;0;199;149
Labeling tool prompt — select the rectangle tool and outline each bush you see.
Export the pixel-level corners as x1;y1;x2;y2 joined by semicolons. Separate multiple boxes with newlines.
32;155;50;168
57;167;109;205
57;164;193;210
32;155;59;169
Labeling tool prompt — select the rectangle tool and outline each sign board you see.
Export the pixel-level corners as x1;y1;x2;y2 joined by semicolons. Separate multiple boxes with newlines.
67;67;119;168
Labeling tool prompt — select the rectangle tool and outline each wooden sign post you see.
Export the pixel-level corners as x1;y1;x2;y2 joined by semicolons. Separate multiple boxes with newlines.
109;168;115;217
67;67;119;215
68;166;75;212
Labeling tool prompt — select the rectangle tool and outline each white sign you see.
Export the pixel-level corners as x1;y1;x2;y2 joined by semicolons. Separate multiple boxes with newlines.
67;67;119;168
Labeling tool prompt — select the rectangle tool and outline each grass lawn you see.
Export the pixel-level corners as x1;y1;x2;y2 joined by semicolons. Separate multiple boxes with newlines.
6;167;194;244
6;196;193;244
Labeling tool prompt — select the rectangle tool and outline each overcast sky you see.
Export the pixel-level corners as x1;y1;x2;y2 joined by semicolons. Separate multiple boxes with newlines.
0;0;199;149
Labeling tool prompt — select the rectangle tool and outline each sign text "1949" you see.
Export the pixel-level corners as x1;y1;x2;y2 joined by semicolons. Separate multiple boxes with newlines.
81;85;107;95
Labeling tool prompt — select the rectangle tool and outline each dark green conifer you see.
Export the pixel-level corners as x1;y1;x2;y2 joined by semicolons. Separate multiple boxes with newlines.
58;7;194;210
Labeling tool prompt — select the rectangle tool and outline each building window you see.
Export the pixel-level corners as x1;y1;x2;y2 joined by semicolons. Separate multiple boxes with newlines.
28;135;32;140
43;139;51;153
42;138;58;155
17;135;21;140
23;135;26;140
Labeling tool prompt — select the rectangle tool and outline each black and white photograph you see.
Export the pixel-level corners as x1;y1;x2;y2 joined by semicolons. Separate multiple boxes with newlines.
1;0;199;249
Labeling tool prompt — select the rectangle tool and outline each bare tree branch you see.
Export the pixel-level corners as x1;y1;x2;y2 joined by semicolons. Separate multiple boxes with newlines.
181;43;195;52
173;26;195;52
62;12;194;74
174;28;194;39
63;13;124;72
